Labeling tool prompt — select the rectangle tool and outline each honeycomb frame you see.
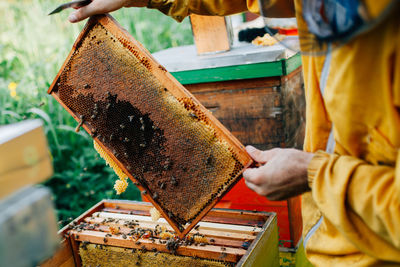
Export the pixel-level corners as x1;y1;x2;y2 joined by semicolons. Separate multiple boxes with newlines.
48;14;252;238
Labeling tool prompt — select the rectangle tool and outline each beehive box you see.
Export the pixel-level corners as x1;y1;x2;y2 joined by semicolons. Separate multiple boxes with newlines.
47;14;253;238
41;200;279;267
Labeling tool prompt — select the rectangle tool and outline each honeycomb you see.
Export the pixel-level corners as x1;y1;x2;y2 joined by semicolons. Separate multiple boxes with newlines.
48;15;252;235
79;243;233;267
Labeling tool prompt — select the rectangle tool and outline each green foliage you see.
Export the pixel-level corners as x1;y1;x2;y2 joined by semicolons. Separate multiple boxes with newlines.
0;0;193;226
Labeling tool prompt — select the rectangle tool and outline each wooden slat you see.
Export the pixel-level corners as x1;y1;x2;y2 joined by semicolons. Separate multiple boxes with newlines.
79;223;246;248
93;212;261;234
103;200;152;211
184;77;281;94
102;207;265;227
103;200;270;222
84;217;258;241
190;15;230;55
58;200;105;235
72;230;246;263
69;235;82;267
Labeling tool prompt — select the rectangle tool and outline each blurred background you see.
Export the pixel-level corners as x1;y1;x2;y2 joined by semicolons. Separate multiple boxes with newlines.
0;0;194;227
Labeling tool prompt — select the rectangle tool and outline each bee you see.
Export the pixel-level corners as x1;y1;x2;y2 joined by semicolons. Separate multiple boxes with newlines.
75;115;85;132
90;130;97;137
210;238;215;243
171;176;178;186
221;247;226;251
122;234;127;239
159;182;165;190
135;240;141;245
189;112;198;119
81;241;89;250
152;192;158;200
103;237;108;243
194;225;200;231
128;115;135;122
84;84;90;89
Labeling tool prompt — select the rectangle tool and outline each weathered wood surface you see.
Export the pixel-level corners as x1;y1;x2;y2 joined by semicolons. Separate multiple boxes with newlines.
184;67;305;150
40;239;75;267
190;14;230;55
0;120;53;199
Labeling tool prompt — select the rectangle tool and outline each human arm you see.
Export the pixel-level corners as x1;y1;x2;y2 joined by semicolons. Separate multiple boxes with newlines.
244;144;400;259
68;0;149;23
308;151;400;260
68;0;261;23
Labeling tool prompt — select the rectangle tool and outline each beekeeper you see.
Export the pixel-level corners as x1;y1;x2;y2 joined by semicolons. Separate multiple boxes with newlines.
68;0;400;265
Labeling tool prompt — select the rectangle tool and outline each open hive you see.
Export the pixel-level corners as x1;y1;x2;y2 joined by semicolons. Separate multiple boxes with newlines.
41;200;279;267
48;14;252;237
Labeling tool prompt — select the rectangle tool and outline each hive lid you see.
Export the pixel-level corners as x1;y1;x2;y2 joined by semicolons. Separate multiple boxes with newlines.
48;14;252;238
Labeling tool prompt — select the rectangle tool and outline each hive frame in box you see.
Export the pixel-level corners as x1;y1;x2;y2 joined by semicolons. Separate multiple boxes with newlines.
40;200;279;267
47;14;252;238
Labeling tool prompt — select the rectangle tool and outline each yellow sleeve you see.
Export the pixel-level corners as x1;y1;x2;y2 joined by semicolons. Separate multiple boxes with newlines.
308;151;400;258
147;0;261;22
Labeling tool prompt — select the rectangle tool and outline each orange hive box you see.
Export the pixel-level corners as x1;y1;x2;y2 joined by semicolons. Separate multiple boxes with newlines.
48;14;252;238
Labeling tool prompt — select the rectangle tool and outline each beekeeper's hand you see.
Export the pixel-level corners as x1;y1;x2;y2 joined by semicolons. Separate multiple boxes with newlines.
68;0;148;23
243;146;314;201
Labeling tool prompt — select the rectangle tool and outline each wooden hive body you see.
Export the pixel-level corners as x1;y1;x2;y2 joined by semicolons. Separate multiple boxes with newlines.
48;14;252;237
40;200;279;267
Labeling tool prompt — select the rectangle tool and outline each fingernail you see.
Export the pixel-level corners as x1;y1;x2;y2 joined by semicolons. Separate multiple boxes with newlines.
68;14;77;22
246;145;256;154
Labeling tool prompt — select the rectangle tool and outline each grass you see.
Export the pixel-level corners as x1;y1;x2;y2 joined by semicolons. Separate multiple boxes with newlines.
0;0;193;225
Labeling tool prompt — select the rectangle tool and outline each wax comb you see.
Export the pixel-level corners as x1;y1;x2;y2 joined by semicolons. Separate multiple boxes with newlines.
48;14;252;238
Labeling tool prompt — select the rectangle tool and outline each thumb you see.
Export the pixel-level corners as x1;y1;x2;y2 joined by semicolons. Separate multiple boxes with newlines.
68;3;100;23
246;145;277;164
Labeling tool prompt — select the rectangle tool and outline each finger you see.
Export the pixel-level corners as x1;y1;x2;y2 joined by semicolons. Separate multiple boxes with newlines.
244;180;267;196
243;167;264;185
246;146;278;164
68;2;103;23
